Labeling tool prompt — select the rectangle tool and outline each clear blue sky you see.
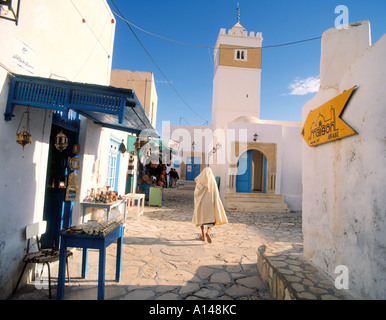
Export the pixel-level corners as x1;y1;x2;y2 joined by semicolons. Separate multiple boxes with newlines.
107;0;386;134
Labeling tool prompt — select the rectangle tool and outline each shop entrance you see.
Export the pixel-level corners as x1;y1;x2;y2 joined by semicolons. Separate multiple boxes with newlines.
236;149;267;193
41;112;79;248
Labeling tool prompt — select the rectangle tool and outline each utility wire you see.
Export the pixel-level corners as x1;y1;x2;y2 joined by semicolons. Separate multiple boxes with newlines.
111;9;321;50
110;1;321;125
110;0;208;124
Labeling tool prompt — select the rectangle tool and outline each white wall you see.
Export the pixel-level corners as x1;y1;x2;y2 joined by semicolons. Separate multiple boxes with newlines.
227;120;302;211
212;66;262;129
0;0;115;299
280;125;303;211
0;0;115;84
302;21;386;299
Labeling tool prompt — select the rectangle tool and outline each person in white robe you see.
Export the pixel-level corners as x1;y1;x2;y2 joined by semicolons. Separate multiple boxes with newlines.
192;167;228;243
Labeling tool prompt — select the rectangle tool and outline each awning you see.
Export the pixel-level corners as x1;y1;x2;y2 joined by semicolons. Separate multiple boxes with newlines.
4;74;157;136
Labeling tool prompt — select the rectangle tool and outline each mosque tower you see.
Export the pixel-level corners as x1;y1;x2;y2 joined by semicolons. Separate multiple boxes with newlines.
211;5;263;130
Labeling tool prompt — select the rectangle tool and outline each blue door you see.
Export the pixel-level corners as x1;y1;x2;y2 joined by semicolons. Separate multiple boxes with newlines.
107;138;121;191
186;157;200;181
236;150;253;193
41;114;80;249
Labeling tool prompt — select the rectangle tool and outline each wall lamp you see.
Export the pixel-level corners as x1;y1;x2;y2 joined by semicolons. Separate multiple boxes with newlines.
253;133;259;142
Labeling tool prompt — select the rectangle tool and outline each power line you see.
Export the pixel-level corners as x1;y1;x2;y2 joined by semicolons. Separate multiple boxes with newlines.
111;9;321;50
110;0;208;124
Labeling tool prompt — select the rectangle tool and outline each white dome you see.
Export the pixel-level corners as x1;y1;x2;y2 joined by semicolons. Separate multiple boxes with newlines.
232;115;261;123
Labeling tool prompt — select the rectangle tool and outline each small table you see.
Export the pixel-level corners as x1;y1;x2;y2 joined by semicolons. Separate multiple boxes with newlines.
122;193;145;219
80;199;127;223
57;222;124;300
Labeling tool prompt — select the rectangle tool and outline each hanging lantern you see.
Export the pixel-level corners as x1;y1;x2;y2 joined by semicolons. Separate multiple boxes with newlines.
16;127;32;149
119;139;126;154
16;109;32;150
55;130;68;152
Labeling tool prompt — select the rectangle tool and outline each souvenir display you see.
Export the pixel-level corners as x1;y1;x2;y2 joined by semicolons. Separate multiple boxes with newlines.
64;219;124;236
83;186;122;203
65;185;79;201
68;156;80;170
72;144;80;154
65;172;79;201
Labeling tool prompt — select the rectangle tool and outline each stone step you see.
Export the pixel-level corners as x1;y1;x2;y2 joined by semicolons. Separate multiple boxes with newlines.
225;192;290;213
226;196;286;204
226;201;289;209
225;192;284;200
177;180;196;190
226;206;290;213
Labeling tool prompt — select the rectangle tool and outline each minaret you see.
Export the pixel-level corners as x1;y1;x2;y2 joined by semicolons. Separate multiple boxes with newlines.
211;6;263;130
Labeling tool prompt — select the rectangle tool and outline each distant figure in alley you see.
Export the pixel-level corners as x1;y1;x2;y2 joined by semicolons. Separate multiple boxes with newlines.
192;167;228;243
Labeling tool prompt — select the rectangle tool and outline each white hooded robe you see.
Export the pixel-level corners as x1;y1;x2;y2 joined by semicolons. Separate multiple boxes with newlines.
192;167;228;227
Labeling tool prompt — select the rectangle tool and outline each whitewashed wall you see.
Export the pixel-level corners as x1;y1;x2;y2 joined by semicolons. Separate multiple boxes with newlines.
0;0;115;299
302;21;386;299
227;119;302;211
212;66;262;129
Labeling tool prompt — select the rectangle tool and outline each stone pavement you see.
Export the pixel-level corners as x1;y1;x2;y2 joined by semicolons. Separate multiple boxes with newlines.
9;187;351;300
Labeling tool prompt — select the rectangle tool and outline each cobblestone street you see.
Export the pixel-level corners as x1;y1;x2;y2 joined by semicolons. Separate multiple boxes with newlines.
10;187;309;301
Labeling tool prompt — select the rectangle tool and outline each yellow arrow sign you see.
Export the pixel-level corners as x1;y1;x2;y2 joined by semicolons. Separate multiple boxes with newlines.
301;86;357;147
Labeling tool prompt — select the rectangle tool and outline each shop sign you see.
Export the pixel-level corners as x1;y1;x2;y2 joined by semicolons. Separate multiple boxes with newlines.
11;39;36;74
301;86;357;147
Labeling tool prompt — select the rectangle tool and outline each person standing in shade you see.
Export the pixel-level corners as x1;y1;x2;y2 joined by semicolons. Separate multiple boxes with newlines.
192;167;228;243
173;169;179;188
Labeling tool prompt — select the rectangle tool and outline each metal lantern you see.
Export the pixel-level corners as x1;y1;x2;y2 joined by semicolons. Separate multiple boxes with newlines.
16;109;31;150
55;130;68;152
119;139;126;154
253;133;259;141
16;127;31;149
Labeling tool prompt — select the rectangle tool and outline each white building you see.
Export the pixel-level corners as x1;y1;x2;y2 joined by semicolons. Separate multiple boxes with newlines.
0;0;153;299
302;20;386;299
164;20;303;212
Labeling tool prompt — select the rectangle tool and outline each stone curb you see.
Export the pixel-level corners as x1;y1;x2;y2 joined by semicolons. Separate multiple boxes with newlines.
256;243;353;300
257;245;298;300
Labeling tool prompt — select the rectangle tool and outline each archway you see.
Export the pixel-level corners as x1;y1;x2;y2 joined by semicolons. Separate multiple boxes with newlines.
229;141;277;194
235;149;267;193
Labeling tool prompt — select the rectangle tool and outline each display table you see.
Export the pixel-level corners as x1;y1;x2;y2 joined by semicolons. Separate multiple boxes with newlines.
57;221;124;300
122;193;145;219
80;199;127;223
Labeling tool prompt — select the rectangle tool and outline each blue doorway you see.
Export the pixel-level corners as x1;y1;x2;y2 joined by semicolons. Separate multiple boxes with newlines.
236;150;253;193
186;157;200;181
41;111;80;248
236;150;267;193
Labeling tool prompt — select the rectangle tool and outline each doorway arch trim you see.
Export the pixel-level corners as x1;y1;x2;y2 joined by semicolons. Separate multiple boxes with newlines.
229;141;277;194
